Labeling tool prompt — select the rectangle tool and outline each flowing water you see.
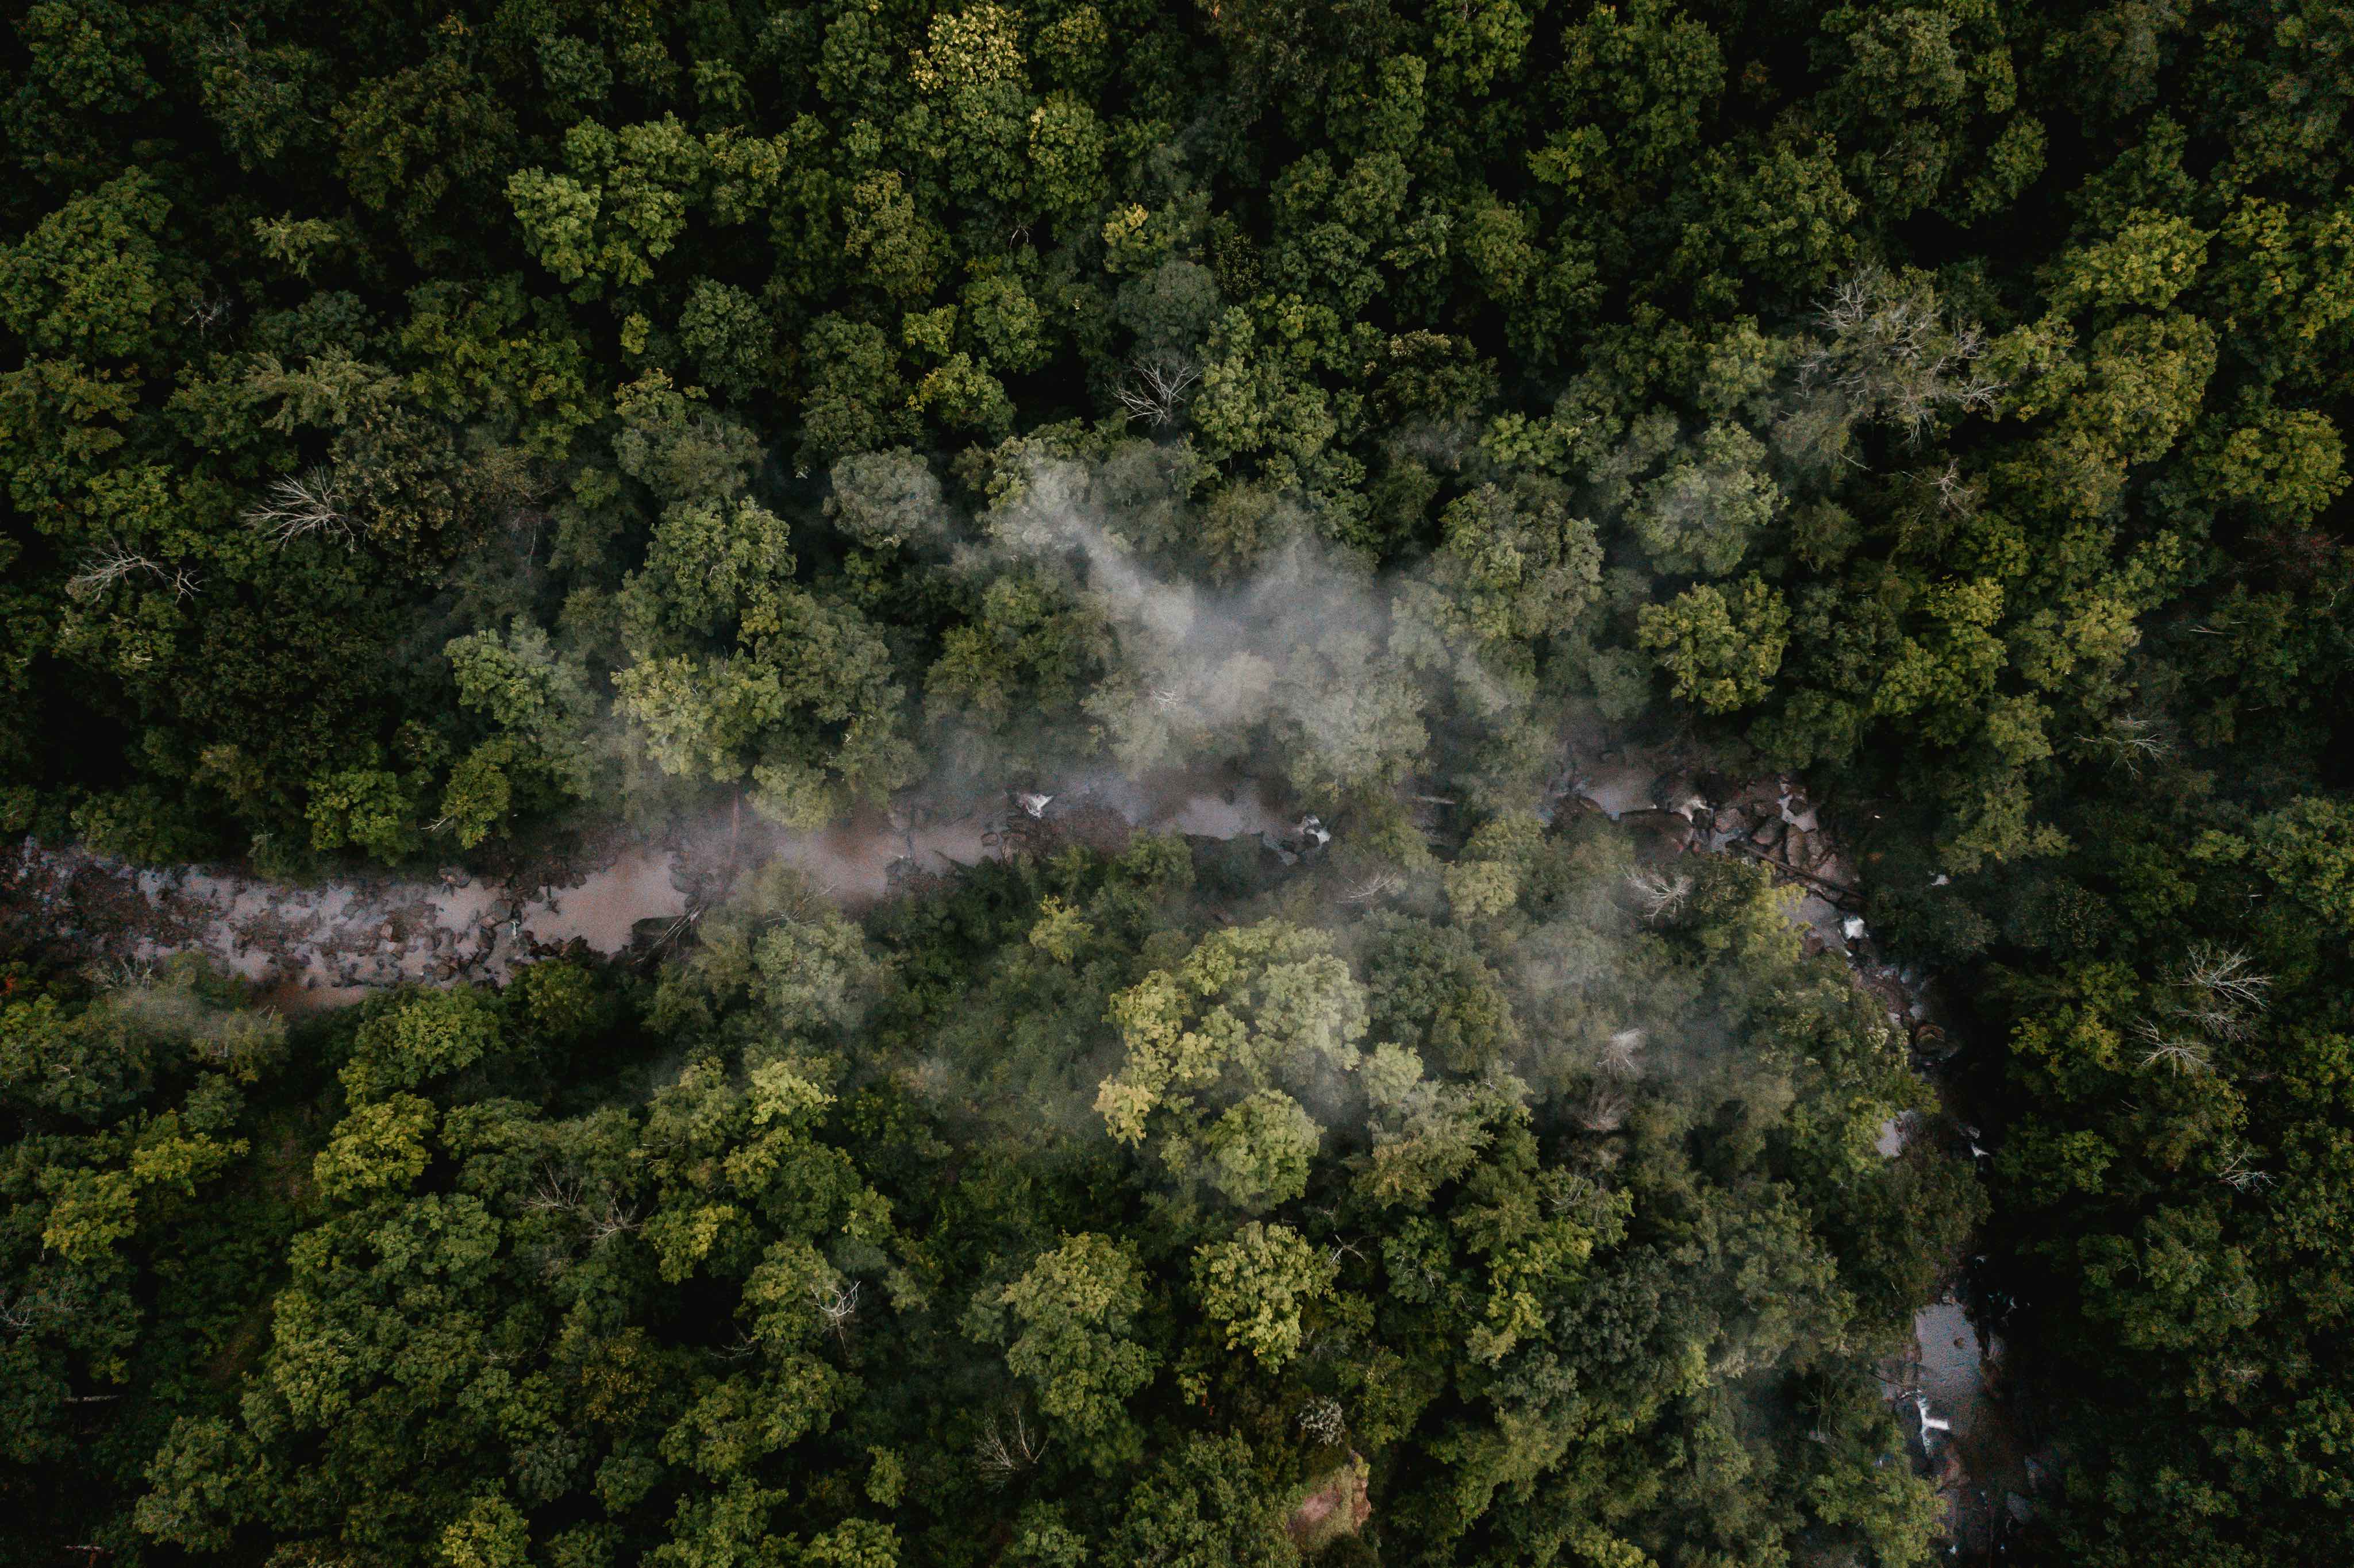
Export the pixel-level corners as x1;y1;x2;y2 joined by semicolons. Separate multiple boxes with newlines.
0;758;1922;1037
0;776;1306;1011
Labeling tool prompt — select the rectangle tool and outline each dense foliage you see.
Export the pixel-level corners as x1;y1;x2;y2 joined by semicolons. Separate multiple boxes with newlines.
6;833;1976;1566
3;0;2352;1564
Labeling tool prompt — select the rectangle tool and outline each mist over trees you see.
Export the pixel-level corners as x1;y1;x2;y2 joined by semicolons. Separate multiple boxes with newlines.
7;831;1980;1567
3;1;2353;1565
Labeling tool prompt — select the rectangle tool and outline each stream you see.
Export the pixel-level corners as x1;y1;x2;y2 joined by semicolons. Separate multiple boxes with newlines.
0;775;1309;1011
1;757;1916;1015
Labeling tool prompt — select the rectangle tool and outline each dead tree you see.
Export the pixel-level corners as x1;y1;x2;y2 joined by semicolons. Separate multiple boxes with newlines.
811;1277;861;1346
1297;1396;1347;1445
1786;267;2006;467
2176;943;2272;1016
244;468;353;547
67;544;202;602
1111;350;1202;427
1624;866;1693;922
974;1404;1045;1484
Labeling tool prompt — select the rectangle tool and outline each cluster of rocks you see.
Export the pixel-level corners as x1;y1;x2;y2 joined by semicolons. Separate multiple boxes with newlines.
1561;765;1859;906
291;883;510;991
1266;813;1332;865
1682;774;1853;895
983;791;1138;862
1563;757;2019;1551
1555;756;1962;1064
1569;762;2006;1548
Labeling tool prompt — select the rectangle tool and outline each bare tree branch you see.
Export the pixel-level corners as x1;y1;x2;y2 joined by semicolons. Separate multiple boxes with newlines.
1111;350;1202;427
67;544;202;602
973;1403;1045;1483
2082;714;2175;778
2131;1020;2215;1076
244;468;353;548
1624;867;1693;922
811;1277;861;1345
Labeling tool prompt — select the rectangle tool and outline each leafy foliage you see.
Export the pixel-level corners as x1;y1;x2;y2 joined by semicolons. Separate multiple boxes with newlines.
2;827;1963;1567
2;2;2352;1563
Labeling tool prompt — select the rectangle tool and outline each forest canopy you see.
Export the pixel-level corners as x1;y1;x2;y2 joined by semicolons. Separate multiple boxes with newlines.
7;832;1982;1568
3;1;2352;1566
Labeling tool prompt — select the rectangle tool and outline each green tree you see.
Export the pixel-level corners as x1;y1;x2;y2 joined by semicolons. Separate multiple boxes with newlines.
1111;1432;1298;1568
0;169;173;360
611;471;916;826
1097;920;1368;1148
1193;1222;1334;1367
305;763;422;862
1637;575;1790;713
678;279;776;403
995;1233;1159;1442
1631;422;1779;577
